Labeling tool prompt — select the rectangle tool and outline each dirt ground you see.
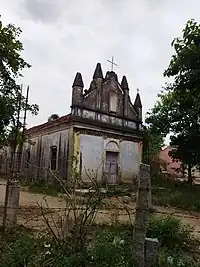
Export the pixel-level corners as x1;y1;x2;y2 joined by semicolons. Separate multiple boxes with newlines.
1;178;200;238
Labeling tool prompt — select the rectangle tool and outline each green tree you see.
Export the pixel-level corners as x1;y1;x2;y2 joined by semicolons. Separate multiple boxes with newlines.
142;126;164;164
0;16;38;144
146;19;200;183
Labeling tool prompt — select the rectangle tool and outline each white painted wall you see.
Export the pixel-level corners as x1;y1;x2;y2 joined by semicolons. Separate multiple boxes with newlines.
80;134;140;183
80;134;104;182
120;140;139;182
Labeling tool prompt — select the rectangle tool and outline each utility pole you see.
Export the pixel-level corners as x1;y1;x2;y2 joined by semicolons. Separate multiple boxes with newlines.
10;85;23;178
3;84;25;231
17;85;29;174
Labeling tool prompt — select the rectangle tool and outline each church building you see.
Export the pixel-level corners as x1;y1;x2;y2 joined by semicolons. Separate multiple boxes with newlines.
20;62;143;185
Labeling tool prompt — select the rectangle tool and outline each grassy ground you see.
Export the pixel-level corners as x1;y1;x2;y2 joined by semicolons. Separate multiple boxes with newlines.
20;180;64;197
4;173;200;212
26;182;62;196
0;216;199;267
25;175;200;213
152;175;200;212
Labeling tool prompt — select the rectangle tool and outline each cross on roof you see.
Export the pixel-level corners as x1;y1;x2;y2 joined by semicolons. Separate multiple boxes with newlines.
107;56;118;71
137;88;140;93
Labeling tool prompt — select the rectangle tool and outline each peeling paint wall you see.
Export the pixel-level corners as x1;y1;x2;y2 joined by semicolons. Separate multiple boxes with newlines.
73;131;81;179
21;128;69;181
80;134;104;182
0;146;12;174
120;141;140;183
73;107;139;130
79;134;140;183
40;129;69;180
138;141;143;164
27;137;39;179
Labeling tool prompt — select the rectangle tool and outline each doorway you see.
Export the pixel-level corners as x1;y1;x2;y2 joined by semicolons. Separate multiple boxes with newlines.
105;151;118;184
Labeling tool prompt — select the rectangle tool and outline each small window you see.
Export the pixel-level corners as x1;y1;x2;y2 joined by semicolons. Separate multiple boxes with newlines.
25;149;30;168
109;91;118;112
50;146;57;170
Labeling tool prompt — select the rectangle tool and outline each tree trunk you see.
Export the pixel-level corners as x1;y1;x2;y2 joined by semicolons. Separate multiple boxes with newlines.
187;163;193;184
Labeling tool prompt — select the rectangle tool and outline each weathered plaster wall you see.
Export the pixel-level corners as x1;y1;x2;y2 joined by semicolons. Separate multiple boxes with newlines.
138;141;143;164
40;129;69;180
79;134;104;182
120;140;140;183
0;146;12;174
27;137;39;179
21;128;69;181
73;107;138;131
78;133;140;184
20;137;39;179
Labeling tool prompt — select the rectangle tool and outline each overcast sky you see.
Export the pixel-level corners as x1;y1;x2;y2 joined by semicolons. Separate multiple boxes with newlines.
1;0;200;128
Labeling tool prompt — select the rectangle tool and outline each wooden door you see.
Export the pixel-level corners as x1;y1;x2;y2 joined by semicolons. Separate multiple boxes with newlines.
105;151;118;184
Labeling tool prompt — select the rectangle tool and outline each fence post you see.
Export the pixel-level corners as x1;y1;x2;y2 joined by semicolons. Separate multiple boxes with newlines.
3;179;20;230
133;164;150;267
133;163;159;267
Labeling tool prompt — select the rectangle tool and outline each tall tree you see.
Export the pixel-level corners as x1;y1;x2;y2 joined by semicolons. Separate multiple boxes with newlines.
146;19;200;183
142;126;164;164
0;16;38;144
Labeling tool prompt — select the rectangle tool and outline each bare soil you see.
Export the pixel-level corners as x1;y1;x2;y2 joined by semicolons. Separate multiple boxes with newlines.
1;178;200;238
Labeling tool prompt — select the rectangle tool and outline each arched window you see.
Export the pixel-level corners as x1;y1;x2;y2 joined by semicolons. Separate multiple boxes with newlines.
109;91;118;112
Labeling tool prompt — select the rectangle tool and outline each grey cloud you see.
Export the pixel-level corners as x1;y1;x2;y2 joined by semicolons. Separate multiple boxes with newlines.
21;0;63;23
1;0;200;129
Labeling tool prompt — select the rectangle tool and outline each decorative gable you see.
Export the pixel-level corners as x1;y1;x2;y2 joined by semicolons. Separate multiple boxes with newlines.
71;62;143;132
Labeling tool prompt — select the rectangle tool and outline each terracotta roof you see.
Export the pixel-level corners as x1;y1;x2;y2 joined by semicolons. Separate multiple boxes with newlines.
26;114;72;135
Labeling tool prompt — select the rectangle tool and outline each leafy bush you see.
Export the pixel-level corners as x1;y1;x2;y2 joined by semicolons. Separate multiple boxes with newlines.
147;216;192;249
0;216;198;267
155;248;199;267
87;229;133;267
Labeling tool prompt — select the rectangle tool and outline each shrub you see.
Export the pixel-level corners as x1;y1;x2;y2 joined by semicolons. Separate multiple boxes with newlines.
155;248;199;267
0;215;197;267
0;233;38;267
87;229;133;267
147;216;192;249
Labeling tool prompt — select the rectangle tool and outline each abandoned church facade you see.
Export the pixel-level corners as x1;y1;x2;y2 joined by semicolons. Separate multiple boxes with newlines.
19;63;143;184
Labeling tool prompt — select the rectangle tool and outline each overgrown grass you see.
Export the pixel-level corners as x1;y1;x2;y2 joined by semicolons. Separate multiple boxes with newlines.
0;216;199;267
20;180;63;197
27;182;61;196
152;175;200;212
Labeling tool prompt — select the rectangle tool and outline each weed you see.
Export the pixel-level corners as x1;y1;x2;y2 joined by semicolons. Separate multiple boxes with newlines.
87;229;133;267
147;216;192;249
155;248;200;267
152;176;200;212
0;216;198;267
21;180;64;196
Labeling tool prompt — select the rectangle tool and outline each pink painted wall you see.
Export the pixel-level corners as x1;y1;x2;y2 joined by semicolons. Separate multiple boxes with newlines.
158;147;182;176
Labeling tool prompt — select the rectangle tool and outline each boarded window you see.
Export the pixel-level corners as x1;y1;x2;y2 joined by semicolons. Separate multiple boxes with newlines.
51;146;57;170
25;149;30;168
109;91;117;112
